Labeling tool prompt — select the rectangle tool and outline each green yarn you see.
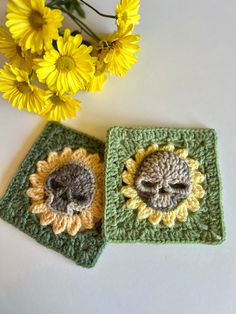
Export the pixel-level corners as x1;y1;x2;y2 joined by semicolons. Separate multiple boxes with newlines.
0;122;105;268
104;126;225;244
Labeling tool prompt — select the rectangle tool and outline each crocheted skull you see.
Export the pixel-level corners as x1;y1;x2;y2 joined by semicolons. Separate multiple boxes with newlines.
45;163;96;215
135;151;192;211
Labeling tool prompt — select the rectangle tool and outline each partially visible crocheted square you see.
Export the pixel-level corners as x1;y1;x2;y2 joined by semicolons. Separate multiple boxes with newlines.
0;122;105;268
104;127;225;244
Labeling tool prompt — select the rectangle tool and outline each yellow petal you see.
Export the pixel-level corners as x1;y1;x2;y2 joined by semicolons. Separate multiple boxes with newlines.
37;160;50;174
122;171;134;185
187;158;199;171
60;147;72;162
125;158;137;174
162;211;176;227
85;153;100;165
137;204;153;219
145;144;159;155
72;148;87;160
80;210;94;229
159;144;175;152
135;148;146;164
52;215;68;234
126;196;142;209
30;202;47;214
191;171;205;184
176;203;188;222
185;195;200;212
47;151;59;165
175;148;188;159
67;215;81;236
26;187;44;201
148;211;162;225
29;174;44;187
192;184;205;199
40;211;57;226
121;186;137;198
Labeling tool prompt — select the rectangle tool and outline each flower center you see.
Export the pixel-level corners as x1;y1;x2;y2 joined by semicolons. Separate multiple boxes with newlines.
29;11;45;30
16;82;31;94
16;45;23;57
56;56;75;72
50;95;64;106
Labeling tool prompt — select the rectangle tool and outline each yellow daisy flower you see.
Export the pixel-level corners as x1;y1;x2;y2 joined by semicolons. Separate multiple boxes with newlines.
35;29;95;94
116;0;140;26
87;61;107;92
27;147;103;236
42;90;81;121
96;23;140;76
0;25;33;72
0;64;44;113
6;0;63;54
121;144;205;227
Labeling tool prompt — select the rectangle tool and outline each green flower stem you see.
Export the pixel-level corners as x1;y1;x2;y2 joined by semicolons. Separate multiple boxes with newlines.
79;0;117;19
49;4;100;41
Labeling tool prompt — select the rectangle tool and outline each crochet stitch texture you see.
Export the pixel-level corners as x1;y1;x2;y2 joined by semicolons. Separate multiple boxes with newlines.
0;122;105;268
104;126;225;244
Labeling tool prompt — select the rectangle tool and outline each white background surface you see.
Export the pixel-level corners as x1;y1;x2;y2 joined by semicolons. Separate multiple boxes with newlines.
0;1;236;313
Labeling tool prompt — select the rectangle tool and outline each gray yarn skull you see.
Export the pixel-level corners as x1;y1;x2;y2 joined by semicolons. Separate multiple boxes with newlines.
45;163;96;216
135;150;192;211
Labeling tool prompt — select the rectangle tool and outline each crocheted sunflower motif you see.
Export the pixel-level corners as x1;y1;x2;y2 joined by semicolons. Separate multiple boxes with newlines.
121;144;205;227
27;147;103;235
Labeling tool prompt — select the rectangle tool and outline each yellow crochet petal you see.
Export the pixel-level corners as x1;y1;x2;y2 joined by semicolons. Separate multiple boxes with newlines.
192;184;205;199
162;211;176;227
72;148;87;160
121;186;137;198
52;215;68;234
126;196;142;209
122;171;134;185
125;158;137;174
80;210;94;229
135;148;146;164
84;153;100;165
148;211;162;225
185;195;200;212
67;215;81;236
37;160;50;174
187;158;199;171
175;148;188;159
60;147;72;162
26;187;44;201
191;171;205;184
159;144;175;152
29;174;44;187
137;204;153;219
176;203;188;222
145;144;159;155
40;211;57;226
47;151;59;165
30;202;47;214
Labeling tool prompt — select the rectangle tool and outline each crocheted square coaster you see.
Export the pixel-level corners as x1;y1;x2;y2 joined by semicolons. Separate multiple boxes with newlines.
104;127;225;244
0;122;105;268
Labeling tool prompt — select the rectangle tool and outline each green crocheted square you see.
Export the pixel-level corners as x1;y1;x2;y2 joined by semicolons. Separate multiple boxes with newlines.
104;127;225;244
0;122;105;268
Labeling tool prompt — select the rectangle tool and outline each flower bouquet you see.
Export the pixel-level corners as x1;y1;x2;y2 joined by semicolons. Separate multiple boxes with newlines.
0;0;140;121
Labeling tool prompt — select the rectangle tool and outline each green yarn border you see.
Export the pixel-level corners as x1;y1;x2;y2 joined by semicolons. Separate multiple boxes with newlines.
104;126;226;244
0;122;105;268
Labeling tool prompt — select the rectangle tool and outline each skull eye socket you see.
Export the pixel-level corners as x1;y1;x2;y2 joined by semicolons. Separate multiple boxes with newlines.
169;183;187;190
49;178;62;189
141;180;156;188
74;194;88;203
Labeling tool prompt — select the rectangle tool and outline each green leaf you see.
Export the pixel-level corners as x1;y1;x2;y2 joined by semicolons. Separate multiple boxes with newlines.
74;2;86;18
